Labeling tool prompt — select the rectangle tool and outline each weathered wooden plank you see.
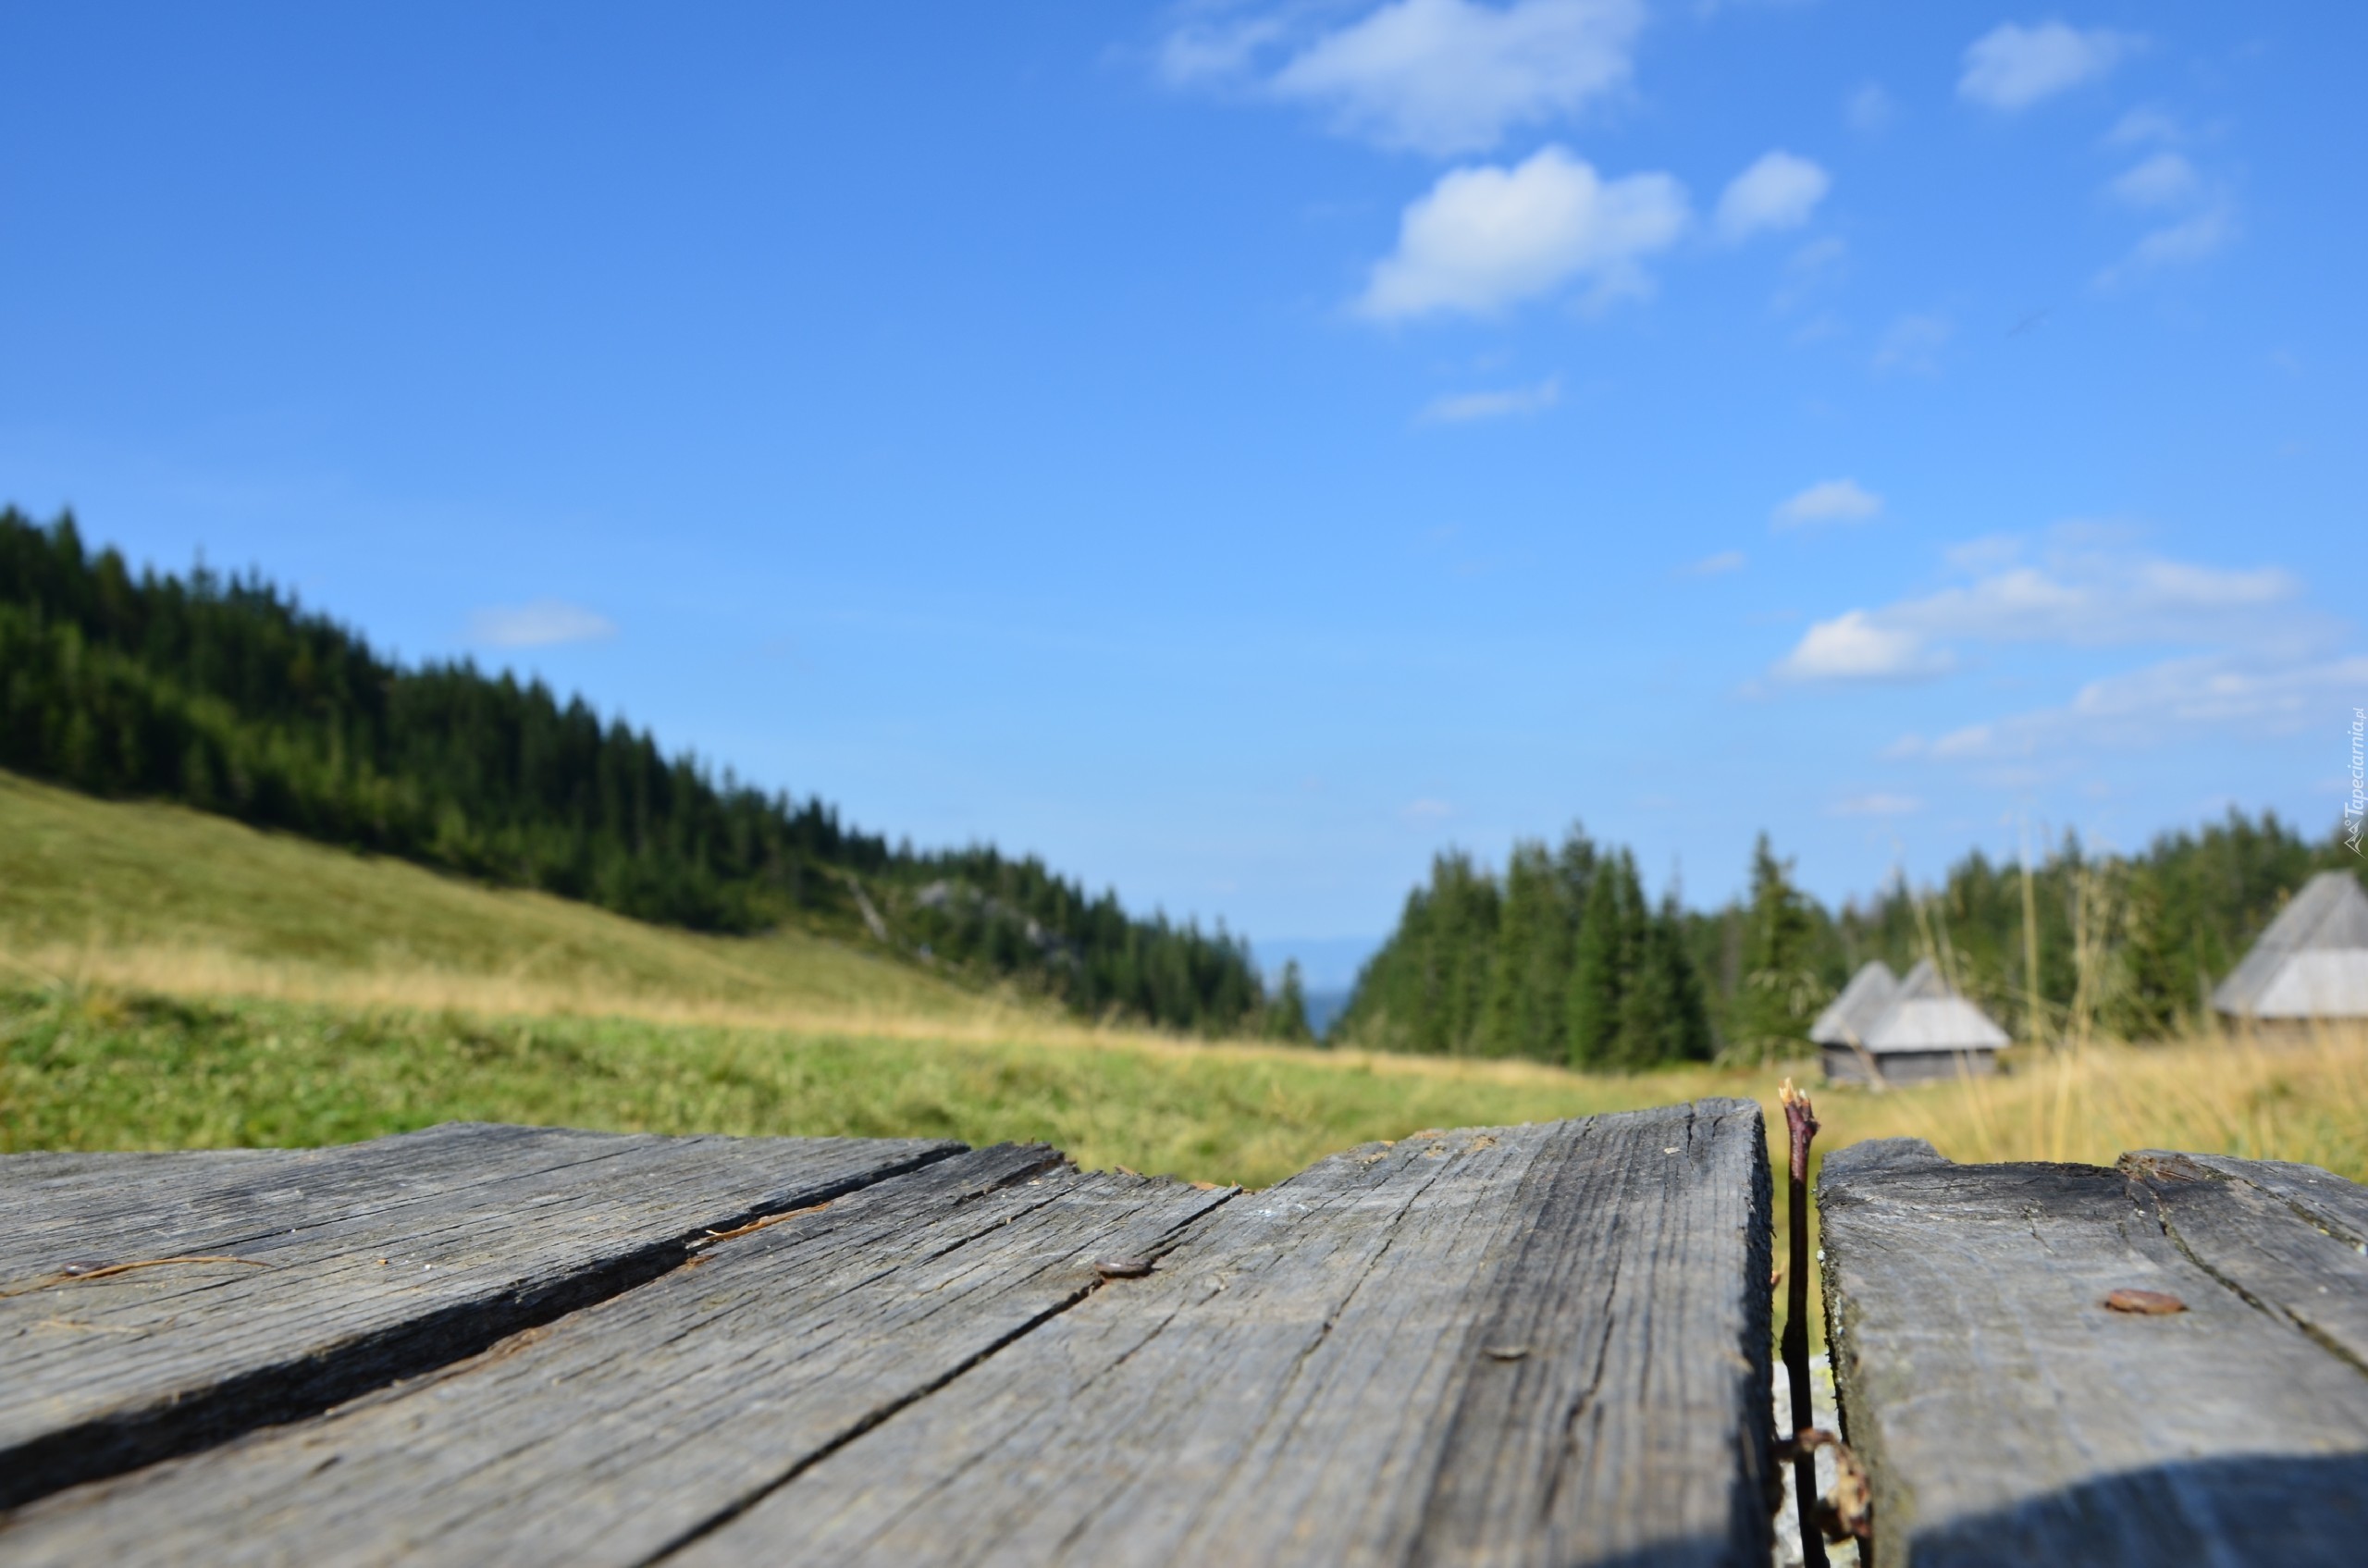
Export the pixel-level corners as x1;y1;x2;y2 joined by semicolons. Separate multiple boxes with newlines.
672;1098;1772;1568
2156;1150;2368;1245
1819;1138;2368;1567
0;1127;614;1276
2125;1152;2368;1374
0;1144;1236;1568
0;1123;957;1505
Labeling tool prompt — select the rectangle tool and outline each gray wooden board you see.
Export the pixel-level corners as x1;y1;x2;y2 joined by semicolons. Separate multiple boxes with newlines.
1817;1138;2368;1567
0;1142;1237;1568
0;1123;958;1505
2161;1150;2368;1245
670;1097;1773;1568
2125;1151;2368;1375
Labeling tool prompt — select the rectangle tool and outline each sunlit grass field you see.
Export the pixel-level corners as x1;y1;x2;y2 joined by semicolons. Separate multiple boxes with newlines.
6;767;2365;1336
0;769;985;1031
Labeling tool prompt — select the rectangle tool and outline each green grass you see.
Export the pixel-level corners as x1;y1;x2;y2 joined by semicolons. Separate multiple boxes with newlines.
0;983;1758;1187
0;769;992;1023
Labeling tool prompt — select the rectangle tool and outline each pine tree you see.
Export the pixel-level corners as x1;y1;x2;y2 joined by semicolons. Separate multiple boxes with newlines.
1264;960;1314;1044
1477;839;1574;1061
1665;891;1717;1062
1567;854;1628;1069
1627;887;1715;1065
1734;834;1822;1059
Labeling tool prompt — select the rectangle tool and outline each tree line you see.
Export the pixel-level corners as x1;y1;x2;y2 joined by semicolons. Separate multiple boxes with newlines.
1331;827;1715;1068
0;507;1300;1037
1705;809;2368;1056
1338;810;2362;1066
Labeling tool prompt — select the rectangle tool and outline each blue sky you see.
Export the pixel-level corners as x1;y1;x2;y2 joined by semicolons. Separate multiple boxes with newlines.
4;2;2362;983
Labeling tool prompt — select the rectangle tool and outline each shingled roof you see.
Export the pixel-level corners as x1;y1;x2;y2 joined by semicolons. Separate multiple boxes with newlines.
1810;960;1897;1046
1813;957;2009;1056
1858;958;2011;1054
2212;870;2368;1020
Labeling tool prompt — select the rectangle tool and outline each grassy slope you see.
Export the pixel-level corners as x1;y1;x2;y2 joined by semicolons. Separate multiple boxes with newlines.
0;770;983;1026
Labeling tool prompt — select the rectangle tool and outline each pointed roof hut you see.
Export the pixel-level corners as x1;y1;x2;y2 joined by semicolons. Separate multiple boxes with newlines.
1810;960;1897;1049
1817;957;2010;1086
2212;870;2368;1021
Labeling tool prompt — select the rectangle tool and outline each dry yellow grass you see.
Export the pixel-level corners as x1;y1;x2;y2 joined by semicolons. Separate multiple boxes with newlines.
1801;1025;2368;1184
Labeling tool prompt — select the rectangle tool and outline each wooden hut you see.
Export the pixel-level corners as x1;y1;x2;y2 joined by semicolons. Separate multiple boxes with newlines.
1810;959;1896;1079
1815;957;2010;1086
2212;870;2368;1029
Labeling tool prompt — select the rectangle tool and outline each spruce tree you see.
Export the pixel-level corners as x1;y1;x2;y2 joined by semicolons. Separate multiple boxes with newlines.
1567;855;1627;1070
1654;888;1717;1062
1264;959;1314;1044
1606;855;1660;1068
1478;839;1574;1061
1735;834;1821;1059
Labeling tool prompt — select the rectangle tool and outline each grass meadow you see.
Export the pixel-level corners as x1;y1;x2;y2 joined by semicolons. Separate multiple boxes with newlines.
6;768;2365;1334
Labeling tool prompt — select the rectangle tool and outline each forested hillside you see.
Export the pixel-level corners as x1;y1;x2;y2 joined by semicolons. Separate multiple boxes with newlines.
0;507;1287;1035
1342;812;2362;1065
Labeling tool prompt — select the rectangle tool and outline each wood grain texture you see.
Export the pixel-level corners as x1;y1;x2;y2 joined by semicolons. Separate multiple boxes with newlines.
1819;1139;2368;1568
2123;1151;2368;1374
0;1123;957;1505
2154;1151;2368;1245
672;1098;1773;1568
0;1143;1236;1568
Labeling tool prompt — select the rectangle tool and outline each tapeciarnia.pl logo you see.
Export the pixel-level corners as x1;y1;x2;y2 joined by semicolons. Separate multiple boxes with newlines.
2348;706;2365;855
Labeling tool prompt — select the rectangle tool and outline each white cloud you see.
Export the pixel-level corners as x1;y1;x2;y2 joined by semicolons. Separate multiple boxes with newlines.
1958;20;2139;112
2093;145;2234;288
1401;796;1456;821
1790;236;1847;276
1155;11;1290;84
2105;106;2181;147
1942;534;2023;574
468;600;618;648
1872;312;1953;376
2108;151;2198;208
1831;792;1923;817
1895;555;2295;646
1774;537;2322;687
2098;203;2238;288
1356;144;1688;319
1419;375;1562;423
1845;82;1894;134
1714;151;1831;241
1899;654;2368;760
1264;0;1646;156
1773;477;1883;528
1686;549;1747;575
1775;611;1953;682
1770;236;1847;315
